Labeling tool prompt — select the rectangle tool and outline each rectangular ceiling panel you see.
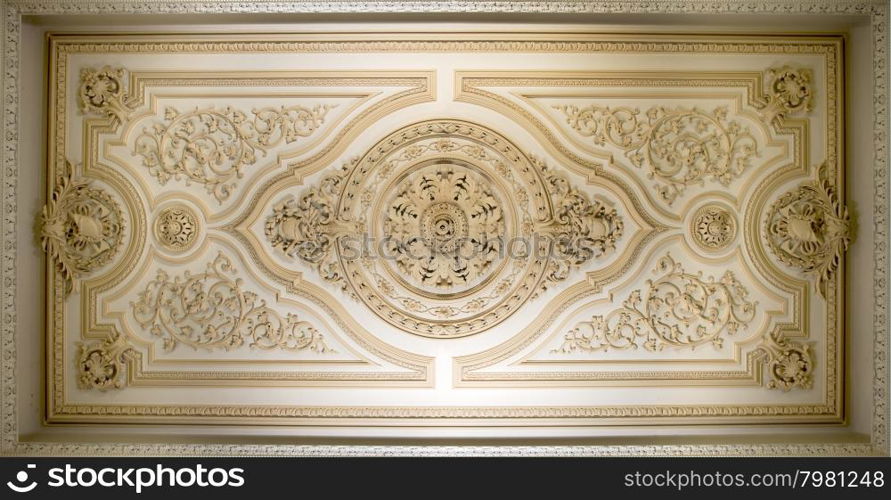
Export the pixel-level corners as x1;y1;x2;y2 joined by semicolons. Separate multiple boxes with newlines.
41;32;848;429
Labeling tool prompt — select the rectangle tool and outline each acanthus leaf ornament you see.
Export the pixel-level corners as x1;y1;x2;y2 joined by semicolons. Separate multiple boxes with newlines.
759;332;814;391
39;161;125;295
261;120;627;337
538;164;624;286
554;254;757;353
765;161;851;298
78;66;132;122
554;105;758;205
131;252;333;353
134;104;335;203
761;66;814;123
76;331;135;391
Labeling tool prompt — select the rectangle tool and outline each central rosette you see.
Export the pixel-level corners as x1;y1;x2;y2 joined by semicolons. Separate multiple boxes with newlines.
382;163;506;295
261;120;625;338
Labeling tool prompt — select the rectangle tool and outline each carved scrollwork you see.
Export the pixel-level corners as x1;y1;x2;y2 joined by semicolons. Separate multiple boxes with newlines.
76;331;135;391
554;104;758;205
78;66;131;121
765;161;851;298
540;167;624;284
264;168;352;286
134;104;335;203
554;254;757;353
261;120;628;337
758;332;814;391
131;252;333;353
39;162;125;295
761;66;814;123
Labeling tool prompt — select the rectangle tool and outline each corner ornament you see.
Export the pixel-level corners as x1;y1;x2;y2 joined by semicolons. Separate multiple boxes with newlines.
765;161;851;298
761;66;814;123
39;162;125;295
76;331;134;391
759;332;813;391
79;66;133;122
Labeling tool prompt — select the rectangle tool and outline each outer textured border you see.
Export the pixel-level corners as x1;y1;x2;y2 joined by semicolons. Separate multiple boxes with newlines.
0;0;887;457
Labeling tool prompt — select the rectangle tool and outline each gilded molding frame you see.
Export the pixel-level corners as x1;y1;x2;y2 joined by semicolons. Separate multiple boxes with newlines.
1;0;887;457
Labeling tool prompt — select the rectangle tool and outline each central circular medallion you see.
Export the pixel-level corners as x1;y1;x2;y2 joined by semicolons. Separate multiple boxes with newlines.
382;163;506;296
261;120;627;338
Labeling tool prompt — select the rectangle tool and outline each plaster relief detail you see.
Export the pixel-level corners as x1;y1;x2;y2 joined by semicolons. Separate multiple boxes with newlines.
154;205;199;252
264;169;351;286
692;204;737;251
765;162;851;298
134;104;335;203
761;66;814;123
132;252;332;353
554;254;756;353
39;162;125;295
79;66;131;121
76;331;135;391
554;105;758;204
760;332;814;391
261;120;627;337
42;34;849;427
542;165;625;283
384;162;506;292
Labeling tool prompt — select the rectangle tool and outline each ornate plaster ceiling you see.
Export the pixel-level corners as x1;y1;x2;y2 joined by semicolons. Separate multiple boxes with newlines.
40;32;849;426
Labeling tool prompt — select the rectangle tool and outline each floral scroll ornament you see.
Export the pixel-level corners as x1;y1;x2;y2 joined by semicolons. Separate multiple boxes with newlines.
80;65;336;203
134;104;335;203
76;332;135;391
264;168;355;288
78;66;132;121
131;253;332;353
765;161;851;299
554;254;756;353
758;332;814;391
761;66;814;123
39;162;125;295
554;104;758;205
541;168;624;284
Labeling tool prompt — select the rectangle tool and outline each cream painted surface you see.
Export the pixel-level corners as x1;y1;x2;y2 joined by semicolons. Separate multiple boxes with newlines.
7;12;881;450
41;33;844;423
